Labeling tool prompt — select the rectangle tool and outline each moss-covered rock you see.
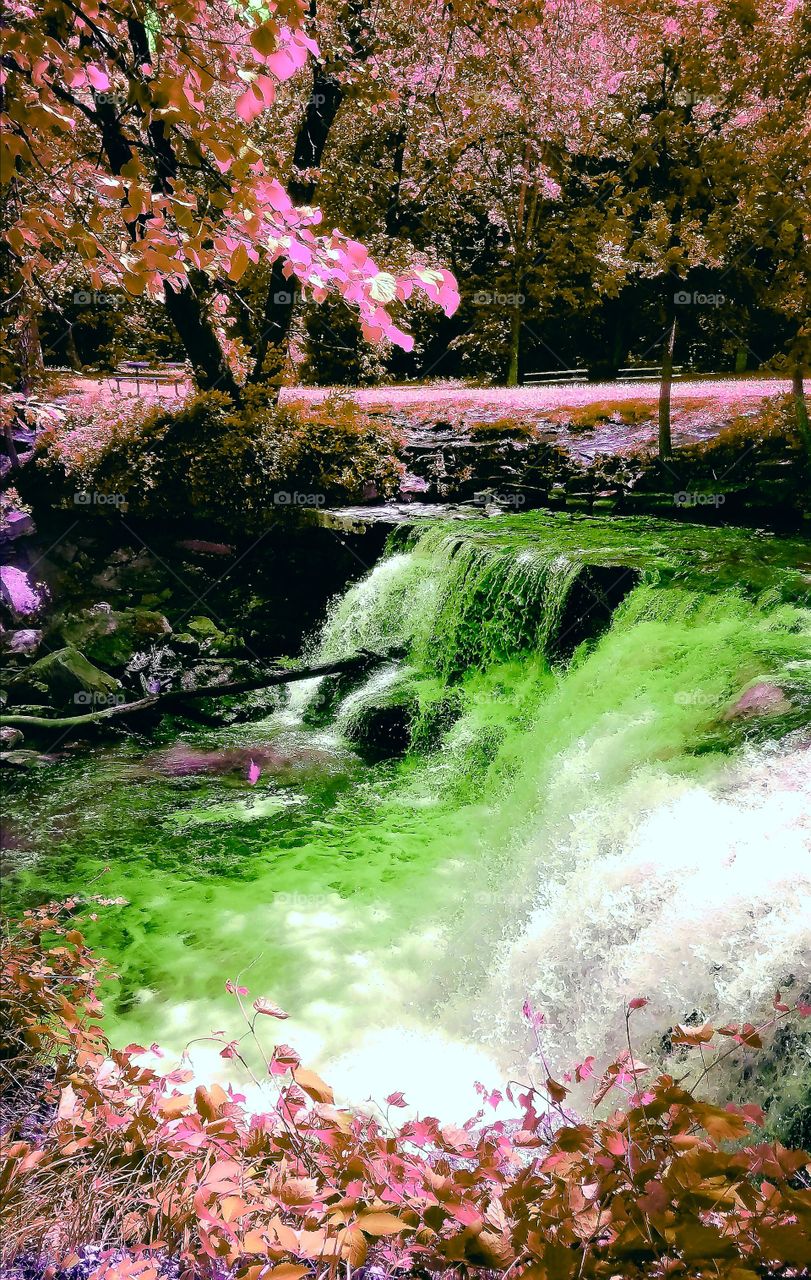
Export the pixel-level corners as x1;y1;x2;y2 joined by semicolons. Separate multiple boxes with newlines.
342;677;420;756
186;616;239;655
11;645;120;708
53;605;171;669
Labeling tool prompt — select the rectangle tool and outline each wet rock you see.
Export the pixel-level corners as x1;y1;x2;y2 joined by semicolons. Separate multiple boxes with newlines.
0;726;23;749
410;688;464;751
171;632;199;653
344;700;414;755
176;539;235;557
53;605;172;669
186;615;239;655
91;548;163;594
51;541;80;564
725;680;792;720
0;564;48;621
0;510;35;545
0;749;55;769
13;645;120;708
1;629;42;658
343;680;419;757
186;615;223;640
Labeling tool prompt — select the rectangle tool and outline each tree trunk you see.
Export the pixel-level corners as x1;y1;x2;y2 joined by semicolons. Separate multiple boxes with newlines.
2;417;20;470
0;648;403;741
94;39;238;401
658;313;677;461
64;324;82;372
249;67;346;385
250;1;371;386
507;298;522;387
792;363;811;457
16;286;45;393
163;274;241;399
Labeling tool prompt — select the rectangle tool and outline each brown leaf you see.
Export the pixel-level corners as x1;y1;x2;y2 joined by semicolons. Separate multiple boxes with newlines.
356;1210;410;1236
292;1066;333;1105
158;1093;191;1119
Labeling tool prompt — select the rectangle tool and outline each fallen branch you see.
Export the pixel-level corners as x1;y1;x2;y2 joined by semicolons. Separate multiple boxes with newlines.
0;648;403;737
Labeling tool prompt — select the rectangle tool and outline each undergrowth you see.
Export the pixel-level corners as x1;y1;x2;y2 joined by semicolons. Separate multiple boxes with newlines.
2;901;810;1280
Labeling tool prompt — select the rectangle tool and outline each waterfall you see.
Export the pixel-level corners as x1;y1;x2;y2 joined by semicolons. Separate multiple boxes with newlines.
297;516;811;1117
10;512;809;1123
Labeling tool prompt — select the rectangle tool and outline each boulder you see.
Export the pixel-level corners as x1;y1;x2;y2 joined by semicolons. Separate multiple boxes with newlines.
186;615;238;655
187;615;223;639
0;510;35;545
0;726;23;749
12;645;120;709
2;628;43;658
725;680;792;720
172;631;200;653
0;564;48;621
0;749;55;769
343;678;419;757
54;605;172;669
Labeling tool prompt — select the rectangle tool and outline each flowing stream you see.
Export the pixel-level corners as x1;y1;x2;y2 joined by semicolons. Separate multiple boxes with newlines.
3;512;811;1123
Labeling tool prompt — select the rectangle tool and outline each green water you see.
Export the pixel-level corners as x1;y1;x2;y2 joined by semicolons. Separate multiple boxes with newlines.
3;512;810;1116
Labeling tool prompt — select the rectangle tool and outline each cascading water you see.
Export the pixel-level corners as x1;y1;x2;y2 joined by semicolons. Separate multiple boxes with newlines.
4;512;810;1124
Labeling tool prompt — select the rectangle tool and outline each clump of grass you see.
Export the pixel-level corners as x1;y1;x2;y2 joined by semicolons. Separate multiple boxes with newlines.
467;417;538;440
554;399;654;432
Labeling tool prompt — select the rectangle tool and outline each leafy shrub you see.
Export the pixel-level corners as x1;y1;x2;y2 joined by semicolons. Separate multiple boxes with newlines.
693;394;804;455
20;388;404;529
2;903;811;1280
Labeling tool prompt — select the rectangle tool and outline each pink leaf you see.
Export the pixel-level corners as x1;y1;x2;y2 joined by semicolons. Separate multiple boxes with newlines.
87;65;111;92
386;1091;407;1108
253;997;289;1019
247;759;261;785
575;1056;596;1083
236;84;265;123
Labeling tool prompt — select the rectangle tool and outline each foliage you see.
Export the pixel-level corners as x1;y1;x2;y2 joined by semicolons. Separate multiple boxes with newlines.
19;387;404;527
693;395;806;454
2;904;811;1279
1;0;459;391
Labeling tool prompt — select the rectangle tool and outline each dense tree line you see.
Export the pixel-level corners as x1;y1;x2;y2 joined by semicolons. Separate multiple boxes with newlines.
2;0;809;427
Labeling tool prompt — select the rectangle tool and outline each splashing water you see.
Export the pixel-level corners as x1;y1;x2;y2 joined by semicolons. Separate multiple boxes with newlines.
4;512;810;1119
